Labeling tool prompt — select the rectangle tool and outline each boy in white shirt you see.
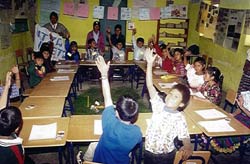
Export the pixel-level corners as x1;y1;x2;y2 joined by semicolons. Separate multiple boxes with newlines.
132;28;145;60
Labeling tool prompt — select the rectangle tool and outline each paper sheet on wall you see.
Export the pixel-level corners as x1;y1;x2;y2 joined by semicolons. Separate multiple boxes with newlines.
107;7;118;20
133;0;155;8
94;120;103;135
93;6;104;19
150;7;160;20
198;119;235;132
195;109;227;119
121;7;132;20
29;123;57;140
76;4;89;18
63;2;74;16
139;8;150;20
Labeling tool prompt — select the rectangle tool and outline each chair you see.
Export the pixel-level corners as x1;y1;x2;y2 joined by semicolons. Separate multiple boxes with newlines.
174;151;211;164
26;47;33;62
207;57;213;67
223;89;237;113
15;49;28;71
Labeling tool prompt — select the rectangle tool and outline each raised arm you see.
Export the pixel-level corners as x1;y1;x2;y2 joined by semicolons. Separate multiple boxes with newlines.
95;56;113;107
0;72;12;110
11;66;20;89
145;48;157;99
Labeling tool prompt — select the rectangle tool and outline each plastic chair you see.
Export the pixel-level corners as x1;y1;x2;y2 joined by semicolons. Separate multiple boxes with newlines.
223;89;237;113
15;49;28;71
174;151;211;164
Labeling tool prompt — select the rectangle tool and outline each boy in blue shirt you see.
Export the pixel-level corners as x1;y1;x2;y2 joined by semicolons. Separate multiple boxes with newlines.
93;56;142;164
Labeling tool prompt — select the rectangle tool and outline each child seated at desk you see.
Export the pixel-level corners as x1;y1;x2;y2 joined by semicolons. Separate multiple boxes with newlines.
132;28;145;61
185;56;206;89
91;56;142;164
27;53;46;88
210;94;250;153
0;66;20;101
86;38;100;61
144;48;192;164
194;66;222;105
65;39;80;63
154;43;173;73
172;48;186;77
107;33;125;61
40;42;54;73
0;71;24;164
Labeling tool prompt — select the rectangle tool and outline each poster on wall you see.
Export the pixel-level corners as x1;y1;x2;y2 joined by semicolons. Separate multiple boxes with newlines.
214;8;244;51
160;5;188;19
0;23;11;49
93;6;104;19
196;2;219;40
120;7;131;20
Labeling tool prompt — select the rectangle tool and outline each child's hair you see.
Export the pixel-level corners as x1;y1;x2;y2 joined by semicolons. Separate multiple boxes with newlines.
115;24;122;30
50;11;58;20
70;41;78;48
116;95;139;124
116;39;124;46
174;48;184;55
0;106;23;136
158;84;190;112
206;66;222;83
136;37;144;44
188;44;200;55
34;52;44;59
40;42;50;54
194;57;206;66
88;38;95;45
159;43;167;50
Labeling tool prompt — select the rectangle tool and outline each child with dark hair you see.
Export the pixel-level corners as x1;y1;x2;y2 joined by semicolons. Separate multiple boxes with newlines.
40;42;54;73
0;71;24;164
92;56;142;164
185;56;206;89
86;38;100;61
172;48;186;76
154;43;173;72
65;39;80;62
132;28;145;60
27;53;46;88
144;48;192;164
107;33;125;61
196;66;222;105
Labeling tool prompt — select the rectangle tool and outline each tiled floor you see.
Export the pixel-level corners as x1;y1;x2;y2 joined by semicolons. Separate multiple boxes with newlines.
24;80;250;164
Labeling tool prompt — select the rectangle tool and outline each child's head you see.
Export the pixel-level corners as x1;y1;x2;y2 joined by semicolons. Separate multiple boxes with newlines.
173;48;184;62
204;66;222;83
116;39;123;50
40;42;50;59
88;38;97;49
0;106;23;136
93;21;100;32
193;57;206;74
159;84;190;111
114;24;122;36
136;37;144;48
70;41;78;53
116;95;139;124
50;11;58;25
34;53;44;66
160;44;168;56
185;44;200;56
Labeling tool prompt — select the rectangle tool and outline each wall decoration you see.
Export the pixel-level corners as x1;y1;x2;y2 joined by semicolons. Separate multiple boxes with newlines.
93;5;104;19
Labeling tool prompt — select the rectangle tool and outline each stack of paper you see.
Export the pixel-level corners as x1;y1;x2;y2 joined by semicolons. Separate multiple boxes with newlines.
195;109;227;119
158;82;177;89
199;119;235;132
29;123;57;140
57;69;75;73
50;76;70;81
94;120;103;135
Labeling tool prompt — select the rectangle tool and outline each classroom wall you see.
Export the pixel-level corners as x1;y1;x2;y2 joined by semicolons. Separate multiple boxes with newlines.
187;1;250;92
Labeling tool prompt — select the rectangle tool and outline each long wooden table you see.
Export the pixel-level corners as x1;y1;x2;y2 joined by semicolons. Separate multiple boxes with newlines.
19;97;65;119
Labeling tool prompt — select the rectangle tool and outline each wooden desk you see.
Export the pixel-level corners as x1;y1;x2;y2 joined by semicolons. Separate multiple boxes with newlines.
56;67;78;74
79;60;135;66
30;83;72;97
19;97;65;119
20;117;70;148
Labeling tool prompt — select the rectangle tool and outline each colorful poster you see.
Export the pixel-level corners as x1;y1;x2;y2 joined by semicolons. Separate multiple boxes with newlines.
93;6;104;19
34;24;66;61
76;4;89;18
160;5;188;19
107;7;118;20
63;2;74;16
196;2;219;39
150;7;160;20
121;7;131;20
244;10;250;35
139;8;150;20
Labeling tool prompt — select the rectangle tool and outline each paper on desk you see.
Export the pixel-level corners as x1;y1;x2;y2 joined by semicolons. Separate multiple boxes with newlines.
158;82;177;89
195;109;227;119
198;119;235;132
57;69;75;73
29;122;57;140
153;70;168;76
50;76;70;81
55;65;71;69
94;120;103;135
190;89;206;99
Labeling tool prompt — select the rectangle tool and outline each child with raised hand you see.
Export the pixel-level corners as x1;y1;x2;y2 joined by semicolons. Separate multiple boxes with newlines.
185;56;206;89
65;39;80;63
93;56;142;164
154;43;173;73
0;66;20;101
195;66;222;105
86;38;100;61
0;71;24;164
132;28;145;60
107;32;125;61
27;53;46;88
172;48;186;77
144;48;192;164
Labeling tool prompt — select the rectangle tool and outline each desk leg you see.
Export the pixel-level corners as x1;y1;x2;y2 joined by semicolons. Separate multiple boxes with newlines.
58;147;63;164
206;137;212;150
68;142;75;164
194;134;198;151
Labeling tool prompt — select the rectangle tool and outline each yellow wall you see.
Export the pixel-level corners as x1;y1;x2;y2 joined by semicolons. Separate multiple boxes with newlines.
187;1;249;92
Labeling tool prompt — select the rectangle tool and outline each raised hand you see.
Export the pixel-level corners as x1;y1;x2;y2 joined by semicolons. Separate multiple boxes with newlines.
95;56;110;76
145;48;157;65
11;65;19;74
5;72;12;88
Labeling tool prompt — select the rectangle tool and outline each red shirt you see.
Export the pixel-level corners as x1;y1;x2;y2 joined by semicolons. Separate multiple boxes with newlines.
154;44;173;73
